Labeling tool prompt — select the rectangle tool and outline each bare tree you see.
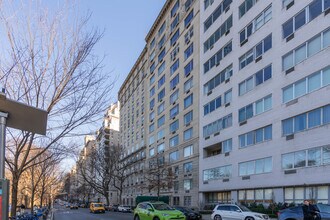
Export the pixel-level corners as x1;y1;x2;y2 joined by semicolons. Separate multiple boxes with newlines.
78;143;117;205
112;159;130;204
144;156;175;200
0;1;114;216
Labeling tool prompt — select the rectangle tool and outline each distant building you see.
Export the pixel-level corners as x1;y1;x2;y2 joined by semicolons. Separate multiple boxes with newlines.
118;0;201;207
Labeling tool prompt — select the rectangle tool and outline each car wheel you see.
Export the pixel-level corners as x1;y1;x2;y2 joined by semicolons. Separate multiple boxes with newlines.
245;217;255;220
214;215;222;220
134;215;140;220
153;217;160;220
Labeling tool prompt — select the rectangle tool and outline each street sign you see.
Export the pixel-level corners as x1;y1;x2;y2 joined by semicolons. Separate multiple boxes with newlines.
0;93;48;135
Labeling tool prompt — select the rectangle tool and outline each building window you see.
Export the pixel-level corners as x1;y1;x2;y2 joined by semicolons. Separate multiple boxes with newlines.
203;64;233;95
150;37;155;49
239;0;260;19
169;150;179;162
174;181;179;191
150;75;155;86
184;196;192;206
184;43;194;61
149;111;155;122
150;62;156;74
239;157;272;176
158;21;166;36
204;0;232;31
184;145;193;157
171;0;180;17
158;75;165;89
171;44;180;61
204;15;233;52
206;192;231;204
171;59;180;75
157;129;165;140
283;28;330;71
158;115;165;128
239;64;272;96
158;35;166;49
204;41;232;73
184;94;193;109
283;66;330;103
184;60;194;77
170;89;179;104
239;188;273;203
284;186;329;204
185;26;194;44
149;123;155;133
170;74;180;90
149;135;155;145
239;125;272;148
173;197;180;206
184;10;194;27
171;29;180;46
149;148;155;157
238;95;272;122
170;104;179;118
240;5;272;44
204;96;221;116
184;77;193;92
183;162;192;173
282;105;330;136
158;48;166;63
158;102;165;115
171;14;180;32
204;0;215;10
203;165;232;181
239;34;272;70
184;111;193;125
224;89;232;104
170;120;179;133
184;179;192;190
150;86;155;98
158;88;165;102
203;114;232;138
170;135;179;147
282;145;330;170
184;128;193;141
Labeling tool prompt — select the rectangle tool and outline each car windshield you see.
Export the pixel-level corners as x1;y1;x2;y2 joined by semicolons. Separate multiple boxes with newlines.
239;205;251;212
317;204;330;213
153;203;174;211
94;204;103;207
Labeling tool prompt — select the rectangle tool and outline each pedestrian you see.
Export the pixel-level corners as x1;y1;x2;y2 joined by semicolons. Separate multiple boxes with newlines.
302;200;318;220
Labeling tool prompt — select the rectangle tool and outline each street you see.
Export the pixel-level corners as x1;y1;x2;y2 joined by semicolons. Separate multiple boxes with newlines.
53;205;133;220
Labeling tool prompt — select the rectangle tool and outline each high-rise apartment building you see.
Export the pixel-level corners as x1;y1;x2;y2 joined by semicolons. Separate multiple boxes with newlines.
199;0;330;206
119;0;200;206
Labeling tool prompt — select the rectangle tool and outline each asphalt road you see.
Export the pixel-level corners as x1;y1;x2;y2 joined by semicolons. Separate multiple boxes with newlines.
53;205;133;220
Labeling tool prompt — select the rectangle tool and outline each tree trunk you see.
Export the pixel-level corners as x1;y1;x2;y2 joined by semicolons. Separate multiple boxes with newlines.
30;189;35;214
11;175;19;217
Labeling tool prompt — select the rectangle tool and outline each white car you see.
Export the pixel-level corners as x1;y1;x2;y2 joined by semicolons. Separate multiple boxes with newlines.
118;205;132;212
211;204;269;220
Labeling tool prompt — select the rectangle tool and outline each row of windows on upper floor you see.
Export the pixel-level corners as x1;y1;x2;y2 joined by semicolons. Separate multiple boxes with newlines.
203;144;330;182
203;104;330;154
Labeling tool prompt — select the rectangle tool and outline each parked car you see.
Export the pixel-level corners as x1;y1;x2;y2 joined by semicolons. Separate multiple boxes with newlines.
65;203;70;208
278;204;330;220
89;203;105;213
70;203;78;209
174;206;202;220
134;201;186;220
111;204;119;212
118;205;132;212
79;203;86;208
211;204;269;220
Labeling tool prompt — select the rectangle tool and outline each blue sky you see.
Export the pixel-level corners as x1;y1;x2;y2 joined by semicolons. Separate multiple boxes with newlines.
78;0;167;102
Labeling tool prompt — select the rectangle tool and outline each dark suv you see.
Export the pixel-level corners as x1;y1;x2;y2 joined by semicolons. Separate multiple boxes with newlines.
278;204;330;220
